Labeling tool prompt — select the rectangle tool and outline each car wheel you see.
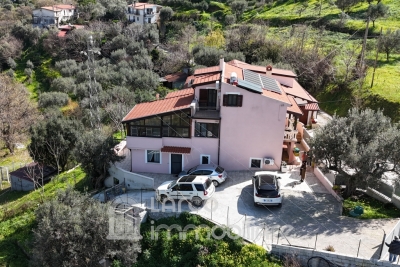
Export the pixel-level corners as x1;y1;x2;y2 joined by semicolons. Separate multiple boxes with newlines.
277;203;282;208
212;180;220;187
191;197;203;207
159;195;167;203
253;202;258;207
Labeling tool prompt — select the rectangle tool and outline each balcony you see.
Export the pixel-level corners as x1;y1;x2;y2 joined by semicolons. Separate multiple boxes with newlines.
284;130;298;142
145;12;155;17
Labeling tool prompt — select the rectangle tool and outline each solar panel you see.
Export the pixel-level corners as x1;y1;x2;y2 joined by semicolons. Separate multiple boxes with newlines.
243;69;281;94
243;69;262;87
237;79;262;93
260;75;281;94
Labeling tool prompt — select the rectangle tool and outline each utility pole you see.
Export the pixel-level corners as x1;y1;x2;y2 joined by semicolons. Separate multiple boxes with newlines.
371;27;383;88
82;35;101;130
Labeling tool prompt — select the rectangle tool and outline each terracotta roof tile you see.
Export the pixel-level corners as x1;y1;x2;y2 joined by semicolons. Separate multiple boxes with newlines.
261;87;291;105
165;88;194;99
281;80;315;102
41;4;75;11
127;3;160;9
161;146;191;154
305;102;320;111
192;73;221;85
194;66;220;75
183;75;195;88
227;60;296;77
123;88;194;122
58;31;67;37
287;96;303;115
164;72;187;83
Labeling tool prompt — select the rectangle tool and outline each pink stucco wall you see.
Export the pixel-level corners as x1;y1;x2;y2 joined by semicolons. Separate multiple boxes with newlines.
127;136;219;174
219;82;290;171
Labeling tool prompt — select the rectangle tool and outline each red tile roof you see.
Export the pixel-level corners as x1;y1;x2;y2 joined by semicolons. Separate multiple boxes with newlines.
282;80;316;103
58;30;67;37
122;89;194;122
261;88;291;105
183;75;195;88
287;96;303;115
304;102;320;111
192;73;221;85
41;4;75;11
194;66;220;75
227;60;297;77
161;146;191;154
128;3;160;9
164;72;187;83
165;88;194;99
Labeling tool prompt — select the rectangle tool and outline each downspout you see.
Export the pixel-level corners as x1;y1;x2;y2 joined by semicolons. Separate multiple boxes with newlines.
217;118;221;165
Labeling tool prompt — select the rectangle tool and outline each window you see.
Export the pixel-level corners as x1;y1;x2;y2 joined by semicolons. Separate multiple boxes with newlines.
146;150;161;163
147;18;151;23
194;184;205;191
200;155;210;164
179;184;193;191
250;158;262;168
223;94;243;107
195;122;219;138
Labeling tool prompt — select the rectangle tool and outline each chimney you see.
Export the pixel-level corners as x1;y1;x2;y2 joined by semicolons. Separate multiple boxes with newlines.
219;56;224;71
266;65;272;77
156;93;159;100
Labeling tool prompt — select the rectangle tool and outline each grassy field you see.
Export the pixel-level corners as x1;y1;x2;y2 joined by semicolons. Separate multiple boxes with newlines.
343;192;400;219
0;167;88;267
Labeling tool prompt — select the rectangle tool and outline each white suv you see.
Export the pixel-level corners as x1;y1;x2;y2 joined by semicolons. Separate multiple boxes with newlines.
156;175;215;207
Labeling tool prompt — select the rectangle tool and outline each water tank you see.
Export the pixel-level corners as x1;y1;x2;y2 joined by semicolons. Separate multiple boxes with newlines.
230;72;238;85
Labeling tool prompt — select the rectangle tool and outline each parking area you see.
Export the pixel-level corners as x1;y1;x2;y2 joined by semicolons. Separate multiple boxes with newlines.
113;167;398;260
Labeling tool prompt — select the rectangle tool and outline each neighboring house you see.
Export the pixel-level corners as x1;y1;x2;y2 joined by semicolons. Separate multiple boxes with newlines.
126;2;162;24
32;4;75;28
57;24;84;37
121;59;320;174
161;72;188;89
10;162;57;191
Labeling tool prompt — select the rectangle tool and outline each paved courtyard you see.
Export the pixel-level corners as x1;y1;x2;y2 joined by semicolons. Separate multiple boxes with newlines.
111;166;398;261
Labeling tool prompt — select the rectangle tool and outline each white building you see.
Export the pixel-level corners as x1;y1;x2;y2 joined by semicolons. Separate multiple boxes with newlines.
126;2;162;25
32;4;76;28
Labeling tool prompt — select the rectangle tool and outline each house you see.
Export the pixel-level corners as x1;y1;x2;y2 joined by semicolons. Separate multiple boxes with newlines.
32;4;76;28
121;59;319;174
10;162;57;191
57;24;84;37
161;72;188;89
126;2;162;24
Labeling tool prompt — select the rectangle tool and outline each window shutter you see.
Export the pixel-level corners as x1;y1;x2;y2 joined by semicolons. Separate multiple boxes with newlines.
223;95;228;106
237;95;243;107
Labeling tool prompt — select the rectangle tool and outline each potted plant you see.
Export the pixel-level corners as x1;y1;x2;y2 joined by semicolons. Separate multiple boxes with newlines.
332;185;341;194
281;161;288;172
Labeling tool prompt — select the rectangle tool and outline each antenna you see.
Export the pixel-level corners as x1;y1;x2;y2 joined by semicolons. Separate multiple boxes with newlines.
85;35;101;129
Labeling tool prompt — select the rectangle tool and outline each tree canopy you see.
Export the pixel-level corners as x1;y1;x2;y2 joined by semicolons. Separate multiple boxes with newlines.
310;108;400;197
30;188;141;267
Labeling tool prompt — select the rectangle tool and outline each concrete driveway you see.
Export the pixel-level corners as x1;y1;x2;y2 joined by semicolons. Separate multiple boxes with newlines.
113;167;398;260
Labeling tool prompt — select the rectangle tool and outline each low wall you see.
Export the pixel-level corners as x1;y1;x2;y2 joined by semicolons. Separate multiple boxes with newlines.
271;244;394;267
107;165;154;189
313;167;343;206
392;195;400;209
366;187;391;204
381;220;400;260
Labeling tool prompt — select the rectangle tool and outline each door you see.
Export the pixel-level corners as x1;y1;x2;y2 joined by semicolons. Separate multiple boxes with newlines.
199;89;217;109
171;154;182;174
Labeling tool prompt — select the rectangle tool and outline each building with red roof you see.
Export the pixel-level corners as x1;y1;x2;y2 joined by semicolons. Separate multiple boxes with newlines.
122;59;319;175
33;4;76;28
126;2;162;24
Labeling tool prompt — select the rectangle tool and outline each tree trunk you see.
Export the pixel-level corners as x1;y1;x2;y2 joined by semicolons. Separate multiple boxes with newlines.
6;142;14;154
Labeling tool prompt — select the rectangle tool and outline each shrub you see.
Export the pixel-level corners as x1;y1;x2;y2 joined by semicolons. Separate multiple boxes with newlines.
325;245;335;252
38;92;69;108
7;57;16;69
26;60;34;69
225;14;236;25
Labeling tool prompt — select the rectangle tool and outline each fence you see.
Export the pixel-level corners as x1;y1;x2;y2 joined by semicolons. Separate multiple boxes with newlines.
380;220;400;261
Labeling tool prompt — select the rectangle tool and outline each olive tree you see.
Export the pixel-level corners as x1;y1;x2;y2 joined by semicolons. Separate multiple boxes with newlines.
310;108;400;198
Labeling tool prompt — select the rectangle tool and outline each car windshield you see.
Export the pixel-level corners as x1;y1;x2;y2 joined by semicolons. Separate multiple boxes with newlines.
215;166;224;173
204;178;212;189
168;180;177;189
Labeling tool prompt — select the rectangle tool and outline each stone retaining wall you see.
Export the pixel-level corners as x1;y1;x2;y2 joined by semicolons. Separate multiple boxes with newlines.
271;244;394;267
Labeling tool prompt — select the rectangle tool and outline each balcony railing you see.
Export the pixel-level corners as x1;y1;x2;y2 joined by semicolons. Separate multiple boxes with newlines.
284;130;298;142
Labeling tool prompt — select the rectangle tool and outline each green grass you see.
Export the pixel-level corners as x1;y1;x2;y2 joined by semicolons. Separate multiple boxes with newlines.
343;192;400;219
0;167;88;267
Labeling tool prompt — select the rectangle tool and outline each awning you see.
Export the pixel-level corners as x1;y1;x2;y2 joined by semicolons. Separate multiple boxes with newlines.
161;146;191;154
304;102;320;111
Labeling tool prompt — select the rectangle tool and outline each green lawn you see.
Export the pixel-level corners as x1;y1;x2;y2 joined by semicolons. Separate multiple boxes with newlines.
0;167;88;267
343;192;400;219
